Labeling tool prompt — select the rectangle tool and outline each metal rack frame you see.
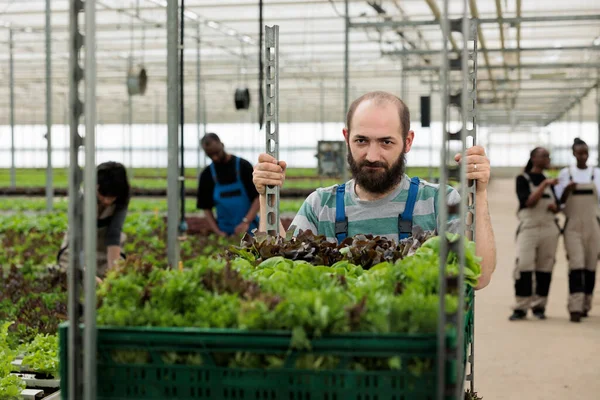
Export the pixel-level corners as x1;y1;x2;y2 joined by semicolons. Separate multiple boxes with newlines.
66;0;87;398
64;3;480;399
342;0;479;398
437;1;478;398
67;1;181;398
264;25;280;237
66;0;99;399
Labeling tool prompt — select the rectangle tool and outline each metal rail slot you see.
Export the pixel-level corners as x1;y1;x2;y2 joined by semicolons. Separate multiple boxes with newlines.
464;16;478;394
264;25;280;236
438;0;479;398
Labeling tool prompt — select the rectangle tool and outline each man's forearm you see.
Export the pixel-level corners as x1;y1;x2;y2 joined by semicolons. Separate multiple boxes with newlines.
106;245;121;271
246;198;260;221
474;190;496;290
203;209;221;233
258;195;286;237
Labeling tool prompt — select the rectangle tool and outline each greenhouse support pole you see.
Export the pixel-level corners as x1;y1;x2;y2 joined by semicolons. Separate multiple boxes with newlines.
454;6;471;399
196;22;202;174
342;0;349;183
64;93;68;166
167;0;180;267
83;0;98;398
578;100;583;138
128;93;133;177
437;0;450;398
179;0;187;234
428;76;434;182
9;28;15;188
400;37;407;101
127;17;134;179
320;79;325;139
67;0;85;397
597;75;600;167
46;0;54;210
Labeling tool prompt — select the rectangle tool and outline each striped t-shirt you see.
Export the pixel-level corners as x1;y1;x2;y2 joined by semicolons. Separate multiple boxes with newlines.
290;174;461;243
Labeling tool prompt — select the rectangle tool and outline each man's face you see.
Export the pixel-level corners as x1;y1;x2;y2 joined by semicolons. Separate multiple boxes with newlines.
202;139;226;163
344;100;414;194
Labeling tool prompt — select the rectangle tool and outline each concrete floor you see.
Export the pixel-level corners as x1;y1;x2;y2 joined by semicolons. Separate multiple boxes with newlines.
475;178;600;399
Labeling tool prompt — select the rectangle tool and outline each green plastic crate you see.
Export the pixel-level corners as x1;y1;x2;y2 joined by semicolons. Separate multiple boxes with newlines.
60;293;473;400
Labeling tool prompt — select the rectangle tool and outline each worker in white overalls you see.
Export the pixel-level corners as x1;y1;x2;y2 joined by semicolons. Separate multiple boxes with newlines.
555;138;600;322
510;147;561;321
57;162;130;279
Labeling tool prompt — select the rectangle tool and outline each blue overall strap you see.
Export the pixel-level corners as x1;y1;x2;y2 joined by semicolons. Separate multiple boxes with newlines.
335;184;348;243
398;177;420;239
234;155;240;177
209;162;218;183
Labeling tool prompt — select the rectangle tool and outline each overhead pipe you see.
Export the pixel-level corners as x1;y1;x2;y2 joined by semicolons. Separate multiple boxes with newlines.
468;0;497;101
423;0;459;53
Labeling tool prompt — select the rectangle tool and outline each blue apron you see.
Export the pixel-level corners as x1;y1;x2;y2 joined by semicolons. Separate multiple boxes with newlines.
209;156;259;235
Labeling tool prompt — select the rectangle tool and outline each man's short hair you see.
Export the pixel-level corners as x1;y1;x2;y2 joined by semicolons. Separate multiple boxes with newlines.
345;91;410;139
201;132;221;145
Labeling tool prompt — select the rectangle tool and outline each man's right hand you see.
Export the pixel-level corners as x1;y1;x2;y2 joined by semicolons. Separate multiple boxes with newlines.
253;153;287;195
565;181;577;191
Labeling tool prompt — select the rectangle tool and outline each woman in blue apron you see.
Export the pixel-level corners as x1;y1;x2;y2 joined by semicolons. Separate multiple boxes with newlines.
197;133;260;236
57;162;130;278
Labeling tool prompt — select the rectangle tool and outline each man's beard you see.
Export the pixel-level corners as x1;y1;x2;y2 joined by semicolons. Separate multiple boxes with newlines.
347;147;406;194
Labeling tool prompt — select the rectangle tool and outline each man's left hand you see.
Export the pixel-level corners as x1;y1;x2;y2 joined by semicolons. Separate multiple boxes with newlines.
234;221;249;235
454;145;490;193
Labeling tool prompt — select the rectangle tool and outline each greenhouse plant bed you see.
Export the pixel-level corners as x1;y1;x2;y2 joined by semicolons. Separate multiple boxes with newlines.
59;293;473;400
20;388;60;400
10;372;60;390
0;186;313;199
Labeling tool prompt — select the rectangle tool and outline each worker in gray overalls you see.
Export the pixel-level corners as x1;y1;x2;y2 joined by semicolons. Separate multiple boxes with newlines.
510;147;561;321
57;162;130;279
555;138;600;322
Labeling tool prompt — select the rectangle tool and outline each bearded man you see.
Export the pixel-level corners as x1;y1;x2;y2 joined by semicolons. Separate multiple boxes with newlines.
252;91;496;289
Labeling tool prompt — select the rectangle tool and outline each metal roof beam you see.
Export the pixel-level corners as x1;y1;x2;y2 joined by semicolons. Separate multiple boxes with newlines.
544;82;599;126
423;0;459;52
349;14;600;29
404;62;600;71
383;44;600;56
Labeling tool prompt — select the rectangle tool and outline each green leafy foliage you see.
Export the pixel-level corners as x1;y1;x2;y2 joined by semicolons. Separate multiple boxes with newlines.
0;213;66;268
226;227;436;268
0;322;25;400
0;205;480;378
19;334;59;377
97;232;481;372
0;167;440;189
0;265;68;343
0;212;245;269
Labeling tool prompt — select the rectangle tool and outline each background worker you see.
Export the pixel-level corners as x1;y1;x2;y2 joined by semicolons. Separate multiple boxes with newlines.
554;138;600;322
252;91;497;290
57;161;130;278
509;147;560;321
197;132;260;237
